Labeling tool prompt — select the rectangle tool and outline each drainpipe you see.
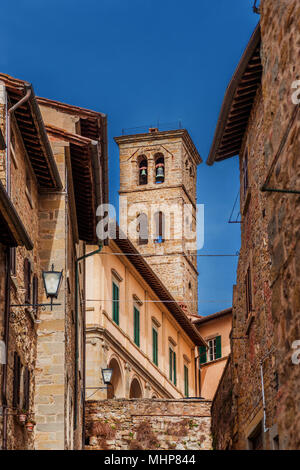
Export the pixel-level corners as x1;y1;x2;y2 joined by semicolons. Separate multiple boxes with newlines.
74;243;102;448
2;248;11;450
7;85;32;195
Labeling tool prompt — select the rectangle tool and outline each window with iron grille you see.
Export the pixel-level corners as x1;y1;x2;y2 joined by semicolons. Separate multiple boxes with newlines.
245;266;253;317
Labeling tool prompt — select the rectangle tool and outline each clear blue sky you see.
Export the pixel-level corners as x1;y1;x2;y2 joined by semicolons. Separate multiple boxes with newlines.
2;0;258;315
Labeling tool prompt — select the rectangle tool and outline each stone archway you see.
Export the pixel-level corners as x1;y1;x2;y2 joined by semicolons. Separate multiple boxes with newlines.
129;377;143;398
107;357;124;398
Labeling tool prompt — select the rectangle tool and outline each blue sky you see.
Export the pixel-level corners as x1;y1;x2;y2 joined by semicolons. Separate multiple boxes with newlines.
2;0;258;315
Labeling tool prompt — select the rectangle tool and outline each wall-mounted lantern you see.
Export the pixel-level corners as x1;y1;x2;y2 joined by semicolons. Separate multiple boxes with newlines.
42;264;63;309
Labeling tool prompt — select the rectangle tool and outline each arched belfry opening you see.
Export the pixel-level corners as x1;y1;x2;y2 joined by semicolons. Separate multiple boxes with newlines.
138;157;148;185
154;154;165;183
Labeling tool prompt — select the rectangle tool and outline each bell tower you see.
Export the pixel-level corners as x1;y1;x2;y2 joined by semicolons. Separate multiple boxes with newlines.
114;128;202;316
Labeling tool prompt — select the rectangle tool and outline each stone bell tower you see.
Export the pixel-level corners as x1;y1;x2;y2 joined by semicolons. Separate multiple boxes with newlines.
114;128;202;316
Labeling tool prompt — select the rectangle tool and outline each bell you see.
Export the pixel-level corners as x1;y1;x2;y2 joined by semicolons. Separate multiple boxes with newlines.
140;168;147;177
156;165;164;182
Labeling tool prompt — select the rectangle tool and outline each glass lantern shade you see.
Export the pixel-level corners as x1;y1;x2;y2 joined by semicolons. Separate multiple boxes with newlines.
102;368;113;385
42;265;63;299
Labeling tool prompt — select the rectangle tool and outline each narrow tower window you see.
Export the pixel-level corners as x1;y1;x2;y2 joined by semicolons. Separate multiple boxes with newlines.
138;213;148;245
154;211;165;243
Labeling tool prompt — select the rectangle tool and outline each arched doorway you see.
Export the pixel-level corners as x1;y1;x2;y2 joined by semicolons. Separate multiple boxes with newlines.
107;357;123;398
129;378;143;398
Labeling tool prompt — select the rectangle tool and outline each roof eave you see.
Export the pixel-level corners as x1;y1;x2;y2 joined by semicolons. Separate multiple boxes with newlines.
207;24;261;166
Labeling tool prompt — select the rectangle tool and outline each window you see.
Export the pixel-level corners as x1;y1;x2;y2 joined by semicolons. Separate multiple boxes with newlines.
154;211;165;243
23;367;30;411
24;258;32;305
155;154;165;183
248;421;263;450
184;365;189;398
243;149;249;198
199;345;207;364
13;352;21;408
245;266;253;318
133;306;140;347
112;281;119;325
32;274;39;317
10;247;16;276
169;348;176;386
208;336;221;362
152;327;158;366
139;158;148;185
138;213;148;245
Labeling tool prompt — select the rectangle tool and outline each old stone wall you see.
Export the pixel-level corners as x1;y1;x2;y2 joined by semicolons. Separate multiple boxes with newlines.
211;356;234;450
85;399;212;450
260;0;300;450
212;0;300;451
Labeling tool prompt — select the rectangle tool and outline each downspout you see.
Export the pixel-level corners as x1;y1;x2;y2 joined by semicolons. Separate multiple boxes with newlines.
2;248;11;450
7;85;32;195
74;243;103;448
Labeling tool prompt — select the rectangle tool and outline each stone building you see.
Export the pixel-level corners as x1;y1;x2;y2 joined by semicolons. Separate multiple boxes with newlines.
0;74;108;450
193;308;232;400
86;231;207;402
208;0;300;450
114;129;201;317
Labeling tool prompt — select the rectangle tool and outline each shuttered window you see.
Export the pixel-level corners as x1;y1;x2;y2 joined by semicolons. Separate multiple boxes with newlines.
32;274;38;317
169;348;177;386
23;368;30;411
216;335;222;359
133;307;140;347
152;328;158;366
199;345;207;364
13;352;21;409
184;365;189;398
24;258;31;304
112;282;119;325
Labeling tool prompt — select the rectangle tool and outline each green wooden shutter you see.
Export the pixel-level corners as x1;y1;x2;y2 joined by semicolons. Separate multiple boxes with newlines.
216;336;222;359
152;328;158;366
184;365;189;397
199;345;207;364
112;282;119;325
173;352;176;386
134;307;140;347
169;348;173;381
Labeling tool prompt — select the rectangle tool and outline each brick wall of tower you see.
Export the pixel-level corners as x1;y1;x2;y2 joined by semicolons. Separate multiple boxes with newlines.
117;131;200;316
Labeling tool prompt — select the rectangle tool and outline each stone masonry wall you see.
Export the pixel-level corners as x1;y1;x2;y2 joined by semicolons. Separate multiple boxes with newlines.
260;0;300;450
85;399;212;450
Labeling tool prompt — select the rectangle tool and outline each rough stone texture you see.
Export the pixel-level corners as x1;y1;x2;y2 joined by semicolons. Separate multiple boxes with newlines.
260;0;300;450
85;399;212;450
116;131;200;316
212;0;300;450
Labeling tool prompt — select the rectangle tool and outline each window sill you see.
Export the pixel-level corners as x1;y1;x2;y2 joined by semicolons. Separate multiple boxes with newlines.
200;355;228;367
